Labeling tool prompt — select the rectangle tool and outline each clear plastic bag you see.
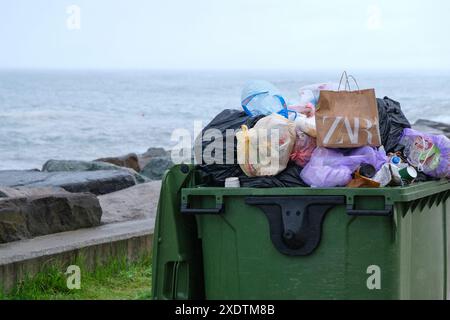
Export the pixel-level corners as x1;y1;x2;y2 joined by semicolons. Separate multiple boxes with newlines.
300;146;387;187
297;82;339;107
400;128;450;178
236;114;296;177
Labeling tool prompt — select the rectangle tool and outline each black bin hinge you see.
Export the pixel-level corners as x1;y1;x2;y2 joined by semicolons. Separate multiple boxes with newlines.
245;196;345;256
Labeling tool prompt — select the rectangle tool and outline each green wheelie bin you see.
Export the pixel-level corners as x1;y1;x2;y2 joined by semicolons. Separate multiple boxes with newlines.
151;164;450;300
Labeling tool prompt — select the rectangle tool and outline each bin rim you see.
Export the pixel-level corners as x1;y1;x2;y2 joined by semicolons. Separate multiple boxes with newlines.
182;179;450;203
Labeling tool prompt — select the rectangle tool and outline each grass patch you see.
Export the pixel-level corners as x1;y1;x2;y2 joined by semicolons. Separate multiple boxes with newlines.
1;255;152;300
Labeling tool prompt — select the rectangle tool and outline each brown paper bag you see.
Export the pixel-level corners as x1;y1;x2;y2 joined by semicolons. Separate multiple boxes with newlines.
315;88;381;148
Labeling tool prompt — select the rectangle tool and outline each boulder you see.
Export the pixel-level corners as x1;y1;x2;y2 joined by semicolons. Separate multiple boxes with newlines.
140;157;173;180
412;119;450;138
135;147;173;180
138;147;170;168
0;192;102;243
43;159;121;172
42;159;149;183
95;153;141;172
0;170;136;195
98;181;161;224
0;186;68;198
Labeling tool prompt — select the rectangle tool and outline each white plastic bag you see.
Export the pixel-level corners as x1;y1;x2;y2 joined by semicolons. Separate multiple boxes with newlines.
236;114;296;177
294;113;317;137
298;82;339;107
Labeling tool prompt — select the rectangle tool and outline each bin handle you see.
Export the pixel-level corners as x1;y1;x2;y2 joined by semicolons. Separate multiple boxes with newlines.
346;204;393;216
180;203;224;215
245;195;345;256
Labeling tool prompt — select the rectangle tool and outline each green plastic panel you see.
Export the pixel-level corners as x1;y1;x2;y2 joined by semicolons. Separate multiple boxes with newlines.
152;165;450;300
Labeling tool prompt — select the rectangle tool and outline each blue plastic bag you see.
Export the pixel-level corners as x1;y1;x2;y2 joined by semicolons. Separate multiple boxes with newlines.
241;80;293;118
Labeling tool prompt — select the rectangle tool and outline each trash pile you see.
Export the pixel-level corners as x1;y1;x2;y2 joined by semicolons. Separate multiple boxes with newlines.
196;72;450;188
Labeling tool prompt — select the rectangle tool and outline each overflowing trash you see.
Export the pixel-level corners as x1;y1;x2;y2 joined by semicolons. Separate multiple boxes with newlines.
196;72;450;188
236;113;296;177
399;128;450;178
240;80;293;118
290;128;316;167
300;146;386;188
377;97;411;153
296;83;339;107
315;80;381;148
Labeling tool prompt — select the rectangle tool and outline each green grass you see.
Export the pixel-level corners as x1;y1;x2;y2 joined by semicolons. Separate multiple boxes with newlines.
0;255;152;300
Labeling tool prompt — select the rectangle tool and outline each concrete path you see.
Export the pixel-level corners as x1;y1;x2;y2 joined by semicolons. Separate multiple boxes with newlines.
0;218;154;266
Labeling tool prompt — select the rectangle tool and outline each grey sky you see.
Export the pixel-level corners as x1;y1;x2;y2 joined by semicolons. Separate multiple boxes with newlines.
1;0;449;70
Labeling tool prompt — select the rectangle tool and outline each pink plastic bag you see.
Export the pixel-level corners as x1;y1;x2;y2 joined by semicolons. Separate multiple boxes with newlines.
288;102;315;118
290;128;316;167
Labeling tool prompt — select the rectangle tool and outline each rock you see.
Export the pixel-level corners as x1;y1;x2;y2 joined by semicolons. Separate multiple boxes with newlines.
98;181;161;224
0;186;68;198
136;147;173;179
43;159;119;172
42;159;149;183
140;157;173;180
95;153;141;172
412;119;450;138
138;147;171;169
0;170;136;195
0;192;102;243
141;147;170;158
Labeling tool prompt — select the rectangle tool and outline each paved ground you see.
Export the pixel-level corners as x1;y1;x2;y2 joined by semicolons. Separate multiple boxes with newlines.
98;181;161;224
0;219;154;265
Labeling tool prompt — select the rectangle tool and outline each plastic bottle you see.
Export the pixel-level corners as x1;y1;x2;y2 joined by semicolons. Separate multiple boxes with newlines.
390;156;401;165
388;155;408;169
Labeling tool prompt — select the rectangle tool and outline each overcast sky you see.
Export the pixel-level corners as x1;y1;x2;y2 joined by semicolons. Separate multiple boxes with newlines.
1;0;449;71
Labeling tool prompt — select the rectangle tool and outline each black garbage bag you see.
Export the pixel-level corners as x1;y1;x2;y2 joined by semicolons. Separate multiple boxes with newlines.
196;109;264;186
377;97;411;153
195;109;247;164
414;171;440;183
195;109;307;188
239;163;308;188
196;164;243;187
245;114;265;128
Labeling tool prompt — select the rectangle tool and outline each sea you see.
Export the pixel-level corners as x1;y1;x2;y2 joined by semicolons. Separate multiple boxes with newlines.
1;70;449;170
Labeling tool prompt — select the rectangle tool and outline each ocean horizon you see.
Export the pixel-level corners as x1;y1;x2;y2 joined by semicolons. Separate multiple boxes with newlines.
1;69;449;170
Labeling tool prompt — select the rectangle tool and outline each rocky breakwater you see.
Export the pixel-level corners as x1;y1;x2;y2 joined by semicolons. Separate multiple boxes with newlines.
0;170;137;195
0;147;173;244
412;119;450;138
0;187;102;243
137;147;174;180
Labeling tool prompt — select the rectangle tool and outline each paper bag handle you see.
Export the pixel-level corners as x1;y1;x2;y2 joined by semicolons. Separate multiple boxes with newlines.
338;71;361;92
